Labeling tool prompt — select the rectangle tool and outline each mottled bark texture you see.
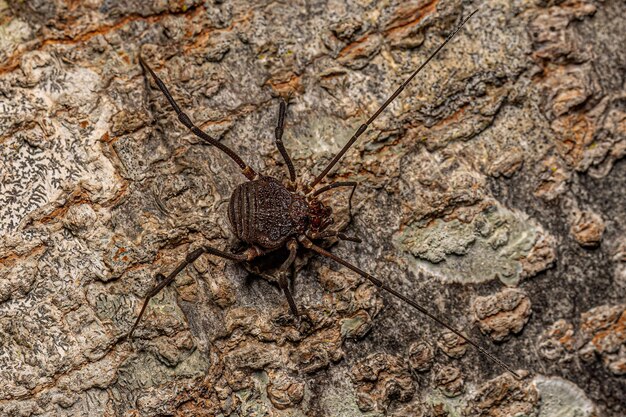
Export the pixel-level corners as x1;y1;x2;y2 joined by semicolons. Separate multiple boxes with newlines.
1;0;625;416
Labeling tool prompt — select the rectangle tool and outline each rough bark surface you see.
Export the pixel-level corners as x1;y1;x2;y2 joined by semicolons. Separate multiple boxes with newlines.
1;0;625;416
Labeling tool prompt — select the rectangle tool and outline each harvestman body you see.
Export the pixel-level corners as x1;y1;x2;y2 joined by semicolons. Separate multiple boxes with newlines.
129;9;520;378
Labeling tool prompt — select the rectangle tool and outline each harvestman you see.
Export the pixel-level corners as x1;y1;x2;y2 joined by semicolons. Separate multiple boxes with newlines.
129;9;520;379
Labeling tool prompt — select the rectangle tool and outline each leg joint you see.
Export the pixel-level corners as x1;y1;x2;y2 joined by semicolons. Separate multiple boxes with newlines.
186;248;204;263
178;112;193;129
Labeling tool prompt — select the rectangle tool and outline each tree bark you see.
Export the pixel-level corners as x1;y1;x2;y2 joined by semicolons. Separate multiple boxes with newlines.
1;0;625;416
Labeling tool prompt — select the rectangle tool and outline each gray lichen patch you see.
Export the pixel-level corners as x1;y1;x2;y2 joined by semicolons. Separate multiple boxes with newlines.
533;376;596;417
395;200;555;285
397;217;476;264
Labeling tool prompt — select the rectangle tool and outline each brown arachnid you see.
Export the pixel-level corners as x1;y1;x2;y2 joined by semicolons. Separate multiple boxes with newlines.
129;9;520;379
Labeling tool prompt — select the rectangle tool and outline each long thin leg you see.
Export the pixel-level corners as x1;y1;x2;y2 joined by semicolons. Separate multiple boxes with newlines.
312;181;357;224
277;239;299;316
298;236;521;379
139;57;257;181
127;245;259;339
306;9;479;191
274;100;296;183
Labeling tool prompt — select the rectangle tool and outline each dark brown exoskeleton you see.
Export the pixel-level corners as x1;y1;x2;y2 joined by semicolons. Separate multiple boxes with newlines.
129;9;520;378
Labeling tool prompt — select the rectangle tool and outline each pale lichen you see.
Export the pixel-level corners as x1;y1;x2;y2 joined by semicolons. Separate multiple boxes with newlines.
396;201;555;285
